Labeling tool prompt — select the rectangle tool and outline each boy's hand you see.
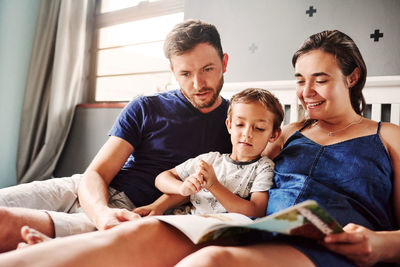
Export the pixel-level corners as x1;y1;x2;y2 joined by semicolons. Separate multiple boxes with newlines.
195;160;218;190
179;175;202;196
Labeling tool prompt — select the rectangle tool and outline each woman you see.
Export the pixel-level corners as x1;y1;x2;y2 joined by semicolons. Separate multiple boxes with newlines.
0;30;398;267
176;30;400;267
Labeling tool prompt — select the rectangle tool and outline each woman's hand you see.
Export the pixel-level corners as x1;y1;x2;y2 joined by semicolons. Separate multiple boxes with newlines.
322;223;384;266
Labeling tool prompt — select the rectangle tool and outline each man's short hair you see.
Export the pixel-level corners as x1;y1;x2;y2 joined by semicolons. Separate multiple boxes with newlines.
228;88;284;133
164;19;224;60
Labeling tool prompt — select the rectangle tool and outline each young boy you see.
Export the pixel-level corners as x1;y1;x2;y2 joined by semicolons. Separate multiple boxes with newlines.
151;88;284;218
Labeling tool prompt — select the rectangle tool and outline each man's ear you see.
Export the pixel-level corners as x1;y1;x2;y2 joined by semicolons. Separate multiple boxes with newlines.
268;128;282;143
222;53;229;73
225;118;232;134
347;67;360;88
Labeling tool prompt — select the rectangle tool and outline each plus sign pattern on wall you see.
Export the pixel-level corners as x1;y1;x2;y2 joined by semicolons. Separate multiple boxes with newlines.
370;29;384;42
185;0;400;82
306;6;317;17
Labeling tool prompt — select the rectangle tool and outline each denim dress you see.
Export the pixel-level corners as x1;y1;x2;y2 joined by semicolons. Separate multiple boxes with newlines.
265;122;397;266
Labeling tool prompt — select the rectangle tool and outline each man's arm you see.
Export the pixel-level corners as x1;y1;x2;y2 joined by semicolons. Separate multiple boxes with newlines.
78;136;139;230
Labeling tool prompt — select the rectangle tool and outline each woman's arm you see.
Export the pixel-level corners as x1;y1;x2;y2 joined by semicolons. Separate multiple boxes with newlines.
324;122;400;265
381;122;400;224
323;225;400;265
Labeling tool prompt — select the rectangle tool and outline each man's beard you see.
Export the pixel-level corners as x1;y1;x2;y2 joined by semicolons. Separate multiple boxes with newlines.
184;75;224;109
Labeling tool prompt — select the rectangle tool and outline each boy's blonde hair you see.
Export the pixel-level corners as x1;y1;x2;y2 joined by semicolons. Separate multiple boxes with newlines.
227;88;284;132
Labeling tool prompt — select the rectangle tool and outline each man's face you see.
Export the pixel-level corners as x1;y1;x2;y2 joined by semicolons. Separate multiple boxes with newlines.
170;43;228;113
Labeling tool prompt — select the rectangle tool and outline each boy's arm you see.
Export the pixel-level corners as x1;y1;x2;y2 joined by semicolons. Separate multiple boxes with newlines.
155;168;184;194
209;184;268;218
134;194;189;216
155;168;202;196
197;160;269;218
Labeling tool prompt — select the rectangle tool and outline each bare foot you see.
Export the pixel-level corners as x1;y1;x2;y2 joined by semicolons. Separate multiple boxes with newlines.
17;226;51;249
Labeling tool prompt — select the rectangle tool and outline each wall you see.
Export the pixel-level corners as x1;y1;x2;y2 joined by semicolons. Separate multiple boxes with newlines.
0;0;40;187
184;0;400;82
54;106;123;177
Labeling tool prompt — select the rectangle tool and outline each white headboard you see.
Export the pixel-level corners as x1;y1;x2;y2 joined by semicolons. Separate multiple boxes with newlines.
221;75;400;125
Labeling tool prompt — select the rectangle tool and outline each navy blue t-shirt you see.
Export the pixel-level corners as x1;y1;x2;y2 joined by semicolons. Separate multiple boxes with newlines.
109;90;232;207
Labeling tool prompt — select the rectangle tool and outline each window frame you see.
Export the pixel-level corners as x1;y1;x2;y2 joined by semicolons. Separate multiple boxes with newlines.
88;0;184;103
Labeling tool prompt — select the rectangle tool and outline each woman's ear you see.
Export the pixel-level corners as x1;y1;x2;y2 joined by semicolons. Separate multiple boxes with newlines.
347;67;360;88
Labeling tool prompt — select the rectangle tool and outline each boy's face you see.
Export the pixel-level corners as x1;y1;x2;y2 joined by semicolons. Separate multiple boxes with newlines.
226;102;278;162
170;43;228;114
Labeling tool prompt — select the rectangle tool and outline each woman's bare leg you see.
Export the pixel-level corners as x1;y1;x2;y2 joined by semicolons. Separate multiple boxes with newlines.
0;217;199;267
0;207;54;252
176;243;315;267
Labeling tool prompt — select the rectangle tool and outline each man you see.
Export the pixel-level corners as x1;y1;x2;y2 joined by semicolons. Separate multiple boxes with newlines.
0;19;231;252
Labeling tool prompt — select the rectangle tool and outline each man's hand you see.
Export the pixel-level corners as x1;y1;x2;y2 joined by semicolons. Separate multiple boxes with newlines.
133;203;164;217
95;207;140;230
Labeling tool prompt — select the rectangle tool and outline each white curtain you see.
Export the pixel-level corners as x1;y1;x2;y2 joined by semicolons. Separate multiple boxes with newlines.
17;0;95;183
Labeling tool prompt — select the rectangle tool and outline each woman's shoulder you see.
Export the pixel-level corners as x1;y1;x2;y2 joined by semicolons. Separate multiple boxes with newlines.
281;121;305;140
263;122;304;159
379;122;400;154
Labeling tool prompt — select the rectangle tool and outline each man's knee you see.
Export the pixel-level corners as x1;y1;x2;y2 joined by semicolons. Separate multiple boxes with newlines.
177;246;234;267
0;207;21;238
114;218;161;239
0;207;12;225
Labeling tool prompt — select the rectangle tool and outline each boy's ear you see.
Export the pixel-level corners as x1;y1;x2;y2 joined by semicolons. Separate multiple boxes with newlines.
225;118;232;133
268;128;282;143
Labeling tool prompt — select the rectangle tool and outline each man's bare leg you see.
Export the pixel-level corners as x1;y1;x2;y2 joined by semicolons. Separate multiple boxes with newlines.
176;243;315;267
0;218;199;267
0;207;54;252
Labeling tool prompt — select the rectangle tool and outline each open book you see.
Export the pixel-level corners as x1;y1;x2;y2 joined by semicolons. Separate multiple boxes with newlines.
154;200;343;244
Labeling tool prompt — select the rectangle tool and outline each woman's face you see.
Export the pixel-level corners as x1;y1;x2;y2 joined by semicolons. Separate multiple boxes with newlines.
294;50;353;121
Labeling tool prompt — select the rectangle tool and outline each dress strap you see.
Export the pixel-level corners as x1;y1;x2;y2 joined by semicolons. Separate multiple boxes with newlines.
298;124;308;132
298;119;316;132
377;121;382;134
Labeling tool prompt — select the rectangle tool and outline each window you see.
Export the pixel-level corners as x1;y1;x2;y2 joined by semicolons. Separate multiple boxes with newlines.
91;0;184;102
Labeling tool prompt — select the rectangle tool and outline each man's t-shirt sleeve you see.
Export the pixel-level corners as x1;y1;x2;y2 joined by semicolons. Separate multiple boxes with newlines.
108;96;146;148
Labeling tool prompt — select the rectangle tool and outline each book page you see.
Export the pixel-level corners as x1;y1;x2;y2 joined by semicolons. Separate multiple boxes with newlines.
154;213;253;244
